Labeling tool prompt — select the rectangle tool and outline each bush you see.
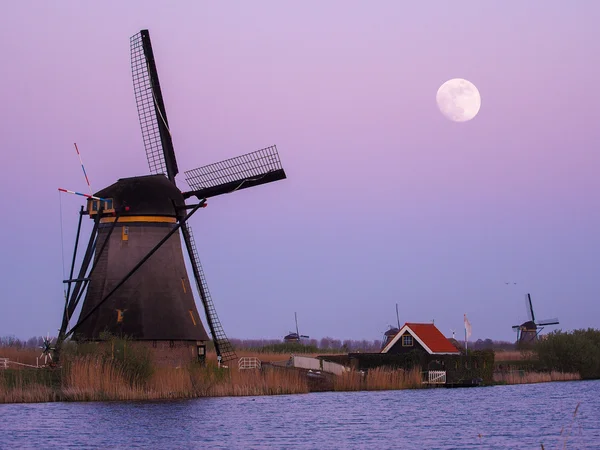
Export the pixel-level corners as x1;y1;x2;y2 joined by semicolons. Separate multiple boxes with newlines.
534;329;600;380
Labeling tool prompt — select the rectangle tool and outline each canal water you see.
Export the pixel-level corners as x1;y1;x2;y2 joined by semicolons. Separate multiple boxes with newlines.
1;380;598;449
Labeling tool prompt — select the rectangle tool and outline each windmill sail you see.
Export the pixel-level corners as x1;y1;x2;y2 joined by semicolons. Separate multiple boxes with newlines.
183;146;286;199
526;293;535;322
537;318;560;326
130;30;178;181
180;223;237;362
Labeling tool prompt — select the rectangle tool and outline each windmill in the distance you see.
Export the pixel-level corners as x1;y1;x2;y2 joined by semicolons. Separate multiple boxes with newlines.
381;303;401;349
54;29;287;366
284;312;309;343
512;293;559;344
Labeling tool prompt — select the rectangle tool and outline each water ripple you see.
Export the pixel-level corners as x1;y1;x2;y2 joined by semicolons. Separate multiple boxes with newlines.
0;380;598;449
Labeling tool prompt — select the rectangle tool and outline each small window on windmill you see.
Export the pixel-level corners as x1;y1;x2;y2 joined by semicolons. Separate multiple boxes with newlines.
181;278;187;294
197;345;206;363
122;226;129;241
89;199;99;215
103;198;115;213
188;310;197;326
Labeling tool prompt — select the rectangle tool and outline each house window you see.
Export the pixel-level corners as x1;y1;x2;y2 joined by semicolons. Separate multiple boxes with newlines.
402;335;413;347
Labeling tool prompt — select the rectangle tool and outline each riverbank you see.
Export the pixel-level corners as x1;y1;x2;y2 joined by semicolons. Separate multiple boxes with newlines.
1;355;428;403
0;349;582;404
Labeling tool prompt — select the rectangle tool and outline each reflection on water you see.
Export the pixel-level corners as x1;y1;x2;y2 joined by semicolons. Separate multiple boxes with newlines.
1;380;599;449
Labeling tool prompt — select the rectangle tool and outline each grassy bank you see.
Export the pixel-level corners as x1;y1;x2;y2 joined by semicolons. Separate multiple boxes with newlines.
0;343;426;404
1;337;592;404
0;355;311;404
493;370;581;385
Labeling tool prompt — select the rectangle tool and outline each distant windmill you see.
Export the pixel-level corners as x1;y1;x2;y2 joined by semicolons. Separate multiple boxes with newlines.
512;293;559;343
450;329;456;339
381;303;402;349
284;312;309;343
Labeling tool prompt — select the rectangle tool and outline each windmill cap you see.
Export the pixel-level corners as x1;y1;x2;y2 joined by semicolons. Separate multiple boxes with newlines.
94;174;184;217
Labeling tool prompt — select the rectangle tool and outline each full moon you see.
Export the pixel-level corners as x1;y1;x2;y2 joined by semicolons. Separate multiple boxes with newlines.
436;78;481;122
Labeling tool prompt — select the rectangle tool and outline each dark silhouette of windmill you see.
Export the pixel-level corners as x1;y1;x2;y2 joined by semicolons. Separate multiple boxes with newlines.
512;293;559;344
283;312;309;343
380;304;401;349
54;29;286;365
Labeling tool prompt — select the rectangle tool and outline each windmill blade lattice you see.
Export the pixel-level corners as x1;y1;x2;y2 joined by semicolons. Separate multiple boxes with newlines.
130;30;178;181
181;224;237;362
184;146;286;199
537;318;560;326
525;294;535;322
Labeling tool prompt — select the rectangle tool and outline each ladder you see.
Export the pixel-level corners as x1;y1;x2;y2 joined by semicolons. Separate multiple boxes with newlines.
183;225;237;363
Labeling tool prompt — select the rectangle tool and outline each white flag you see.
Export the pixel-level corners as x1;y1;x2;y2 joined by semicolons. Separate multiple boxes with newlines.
464;314;472;339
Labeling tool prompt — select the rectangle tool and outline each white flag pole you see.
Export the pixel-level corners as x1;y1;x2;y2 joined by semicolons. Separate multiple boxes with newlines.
464;313;468;354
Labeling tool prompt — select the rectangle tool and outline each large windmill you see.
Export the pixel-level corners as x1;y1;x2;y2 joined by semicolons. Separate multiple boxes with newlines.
512;293;559;344
54;29;286;365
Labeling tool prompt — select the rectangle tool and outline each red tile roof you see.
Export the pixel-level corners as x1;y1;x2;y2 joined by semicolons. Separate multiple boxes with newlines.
404;323;460;354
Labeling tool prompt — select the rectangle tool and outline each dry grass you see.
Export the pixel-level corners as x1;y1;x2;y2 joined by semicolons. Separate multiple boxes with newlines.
0;375;58;404
493;371;580;384
61;357;141;401
333;366;423;391
1;354;312;403
5;346;583;404
493;351;535;362
0;347;41;366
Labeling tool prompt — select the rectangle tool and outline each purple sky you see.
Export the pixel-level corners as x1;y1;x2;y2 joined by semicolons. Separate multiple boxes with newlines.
1;1;599;343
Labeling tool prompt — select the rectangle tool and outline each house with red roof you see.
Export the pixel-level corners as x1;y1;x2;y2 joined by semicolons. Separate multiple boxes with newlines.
381;323;461;355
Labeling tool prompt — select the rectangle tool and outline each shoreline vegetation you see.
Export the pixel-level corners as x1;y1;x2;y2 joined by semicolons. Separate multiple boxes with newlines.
2;328;598;404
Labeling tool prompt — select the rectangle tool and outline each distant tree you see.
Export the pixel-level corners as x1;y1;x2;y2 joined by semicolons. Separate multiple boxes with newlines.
535;328;600;379
319;337;332;350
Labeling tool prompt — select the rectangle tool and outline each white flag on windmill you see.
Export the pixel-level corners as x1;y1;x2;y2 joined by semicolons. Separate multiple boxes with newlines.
464;314;472;351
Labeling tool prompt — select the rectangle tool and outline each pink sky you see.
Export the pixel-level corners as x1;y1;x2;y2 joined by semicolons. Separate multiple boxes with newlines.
1;1;599;342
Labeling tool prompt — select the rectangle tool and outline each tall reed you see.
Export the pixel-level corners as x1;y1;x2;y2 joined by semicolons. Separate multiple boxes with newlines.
493;371;580;385
61;356;142;401
333;367;423;391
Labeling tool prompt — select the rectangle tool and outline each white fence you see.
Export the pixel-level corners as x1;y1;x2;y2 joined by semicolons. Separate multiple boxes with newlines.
0;358;8;370
238;357;261;370
426;370;447;384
